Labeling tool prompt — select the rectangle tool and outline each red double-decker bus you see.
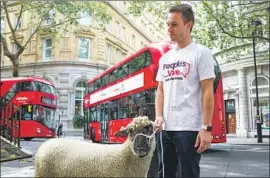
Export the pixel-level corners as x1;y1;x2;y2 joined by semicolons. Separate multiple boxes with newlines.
0;77;57;140
83;41;226;143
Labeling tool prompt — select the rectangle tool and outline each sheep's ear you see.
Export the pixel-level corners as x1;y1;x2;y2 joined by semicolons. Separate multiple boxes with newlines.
115;126;129;137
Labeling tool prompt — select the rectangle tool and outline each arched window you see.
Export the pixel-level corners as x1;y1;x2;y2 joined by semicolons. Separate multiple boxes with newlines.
249;75;269;130
75;81;86;116
249;76;269;96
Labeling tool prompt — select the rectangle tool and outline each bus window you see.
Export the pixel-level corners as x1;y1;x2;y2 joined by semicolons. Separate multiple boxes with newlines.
213;57;221;93
145;89;156;104
103;74;110;86
22;82;33;91
90;107;97;122
14;82;23;92
34;82;56;95
136;53;146;69
4;84;17;101
134;92;147;116
110;69;118;83
118;97;129;119
129;60;137;74
21;105;32;120
95;78;102;90
97;105;103;122
32;106;56;128
87;83;95;94
33;105;45;123
145;51;152;66
108;100;118;120
118;63;129;79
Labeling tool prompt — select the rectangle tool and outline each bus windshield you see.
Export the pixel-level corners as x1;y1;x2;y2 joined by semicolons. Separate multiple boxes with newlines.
32;105;56;129
35;82;57;95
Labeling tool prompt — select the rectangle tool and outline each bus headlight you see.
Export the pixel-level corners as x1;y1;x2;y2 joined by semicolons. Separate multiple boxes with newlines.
37;128;41;134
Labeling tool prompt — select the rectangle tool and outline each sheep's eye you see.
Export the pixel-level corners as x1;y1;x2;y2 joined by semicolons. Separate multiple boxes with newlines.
145;125;152;132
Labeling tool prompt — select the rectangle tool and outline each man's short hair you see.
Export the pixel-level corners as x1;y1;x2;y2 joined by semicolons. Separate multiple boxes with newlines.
169;4;195;31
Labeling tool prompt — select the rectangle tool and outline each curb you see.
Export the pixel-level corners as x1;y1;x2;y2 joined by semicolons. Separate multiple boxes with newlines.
228;143;270;146
1;154;32;163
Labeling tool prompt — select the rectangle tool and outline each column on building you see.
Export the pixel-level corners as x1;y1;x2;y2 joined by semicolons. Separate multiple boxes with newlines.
234;92;240;131
236;68;249;137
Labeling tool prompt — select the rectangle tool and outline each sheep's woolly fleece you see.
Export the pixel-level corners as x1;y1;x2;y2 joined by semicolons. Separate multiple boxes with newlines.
127;116;151;130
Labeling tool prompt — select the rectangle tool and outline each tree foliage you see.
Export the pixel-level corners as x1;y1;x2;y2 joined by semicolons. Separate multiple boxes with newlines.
1;1;111;77
128;1;269;62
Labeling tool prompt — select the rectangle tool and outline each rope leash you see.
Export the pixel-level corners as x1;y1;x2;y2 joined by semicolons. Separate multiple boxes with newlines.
133;128;159;145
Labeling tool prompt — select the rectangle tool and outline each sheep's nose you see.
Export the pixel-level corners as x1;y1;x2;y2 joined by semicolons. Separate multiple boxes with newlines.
137;147;147;151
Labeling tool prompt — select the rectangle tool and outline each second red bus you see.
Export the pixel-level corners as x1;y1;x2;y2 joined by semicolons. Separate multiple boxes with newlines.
83;41;226;144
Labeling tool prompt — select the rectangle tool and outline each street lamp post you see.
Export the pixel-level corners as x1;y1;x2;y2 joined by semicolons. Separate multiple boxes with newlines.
250;19;263;143
58;107;64;127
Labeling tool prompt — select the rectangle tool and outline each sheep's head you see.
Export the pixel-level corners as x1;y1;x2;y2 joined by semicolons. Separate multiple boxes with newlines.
115;116;156;158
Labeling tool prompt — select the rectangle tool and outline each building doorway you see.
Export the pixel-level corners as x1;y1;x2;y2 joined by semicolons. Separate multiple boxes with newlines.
226;113;236;133
225;99;236;133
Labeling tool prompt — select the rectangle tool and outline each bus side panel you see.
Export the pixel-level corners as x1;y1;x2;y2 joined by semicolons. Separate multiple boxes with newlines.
108;118;133;143
0;82;15;96
211;78;226;143
16;120;55;138
90;122;101;142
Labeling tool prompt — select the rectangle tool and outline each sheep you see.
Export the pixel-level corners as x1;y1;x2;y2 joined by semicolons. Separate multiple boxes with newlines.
34;116;157;177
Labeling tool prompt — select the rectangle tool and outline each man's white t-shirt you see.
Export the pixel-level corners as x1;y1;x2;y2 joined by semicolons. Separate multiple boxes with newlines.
156;42;215;131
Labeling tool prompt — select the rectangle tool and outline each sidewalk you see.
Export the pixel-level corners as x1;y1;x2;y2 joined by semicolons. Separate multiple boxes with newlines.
1;166;34;177
226;137;270;146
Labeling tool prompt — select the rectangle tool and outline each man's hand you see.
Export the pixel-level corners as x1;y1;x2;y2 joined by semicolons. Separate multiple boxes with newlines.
155;116;164;132
194;129;212;153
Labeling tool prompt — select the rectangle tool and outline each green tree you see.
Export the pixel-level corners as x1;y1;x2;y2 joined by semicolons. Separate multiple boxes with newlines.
128;1;269;61
0;1;111;77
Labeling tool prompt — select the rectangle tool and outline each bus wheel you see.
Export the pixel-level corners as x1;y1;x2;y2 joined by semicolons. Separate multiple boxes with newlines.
24;137;33;141
91;129;96;143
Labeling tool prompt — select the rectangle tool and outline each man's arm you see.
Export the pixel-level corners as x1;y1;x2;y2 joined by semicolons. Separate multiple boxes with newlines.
201;78;214;126
155;81;164;131
195;78;214;153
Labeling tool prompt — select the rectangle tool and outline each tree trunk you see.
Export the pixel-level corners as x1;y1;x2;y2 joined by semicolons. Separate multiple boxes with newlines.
13;63;19;77
10;57;20;77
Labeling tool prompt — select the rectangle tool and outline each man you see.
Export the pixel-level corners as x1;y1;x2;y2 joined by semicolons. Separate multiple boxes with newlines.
155;4;215;178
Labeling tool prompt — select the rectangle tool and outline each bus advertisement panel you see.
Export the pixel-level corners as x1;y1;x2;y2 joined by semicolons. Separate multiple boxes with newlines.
84;41;226;144
1;77;58;140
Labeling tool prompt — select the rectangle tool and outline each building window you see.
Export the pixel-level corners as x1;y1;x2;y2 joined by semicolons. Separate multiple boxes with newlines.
132;35;135;48
75;81;86;116
106;43;111;64
1;17;4;33
15;14;22;29
78;37;90;60
249;75;269;130
114;48;119;63
44;9;55;26
115;21;120;38
106;20;112;33
78;11;91;26
141;41;144;48
121;26;126;42
43;38;52;60
12;43;19;53
250;76;269;96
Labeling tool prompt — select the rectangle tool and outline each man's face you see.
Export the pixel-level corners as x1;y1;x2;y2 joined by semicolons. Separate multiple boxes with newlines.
167;12;192;42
